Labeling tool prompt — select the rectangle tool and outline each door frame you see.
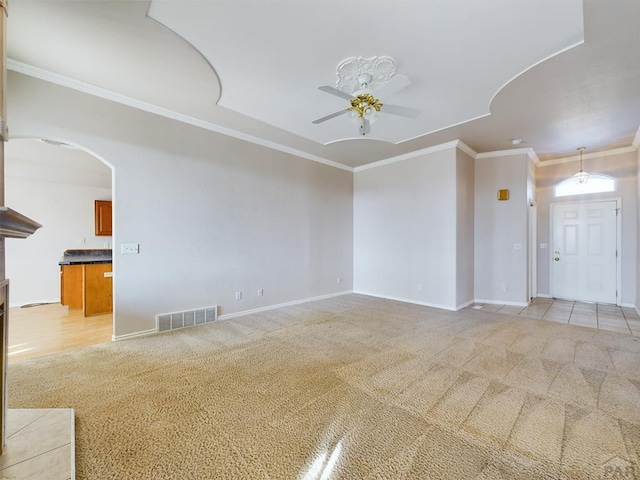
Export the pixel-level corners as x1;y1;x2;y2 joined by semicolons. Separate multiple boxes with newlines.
529;202;537;302
549;197;622;305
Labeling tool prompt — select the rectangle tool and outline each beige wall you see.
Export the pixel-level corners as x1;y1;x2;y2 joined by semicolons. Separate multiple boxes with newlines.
536;150;637;305
456;149;475;307
353;144;476;310
353;147;459;309
474;153;530;304
9;70;639;329
9;72;354;338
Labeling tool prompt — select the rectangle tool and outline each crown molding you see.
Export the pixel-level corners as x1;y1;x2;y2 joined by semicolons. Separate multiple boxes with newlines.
475;147;539;165
353;140;464;172
527;149;540;165
475;147;536;160
8;59;354;173
536;145;637;167
456;140;478;159
13;59;636;175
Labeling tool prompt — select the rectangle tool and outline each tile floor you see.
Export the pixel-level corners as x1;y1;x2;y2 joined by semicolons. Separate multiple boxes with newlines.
0;409;75;479
470;297;640;335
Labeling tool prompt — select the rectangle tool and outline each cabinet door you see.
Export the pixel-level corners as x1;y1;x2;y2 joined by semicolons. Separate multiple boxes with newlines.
95;200;112;236
83;264;113;316
61;265;83;309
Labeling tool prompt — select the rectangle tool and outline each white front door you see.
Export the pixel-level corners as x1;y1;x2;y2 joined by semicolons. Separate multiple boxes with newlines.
551;200;618;304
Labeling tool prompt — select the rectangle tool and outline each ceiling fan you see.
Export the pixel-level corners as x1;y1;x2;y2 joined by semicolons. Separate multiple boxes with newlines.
312;73;420;136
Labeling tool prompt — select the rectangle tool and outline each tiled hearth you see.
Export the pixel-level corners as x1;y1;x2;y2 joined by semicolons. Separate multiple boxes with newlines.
0;409;75;479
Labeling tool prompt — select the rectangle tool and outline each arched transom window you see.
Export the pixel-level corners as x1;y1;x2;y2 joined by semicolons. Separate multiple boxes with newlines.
554;174;616;197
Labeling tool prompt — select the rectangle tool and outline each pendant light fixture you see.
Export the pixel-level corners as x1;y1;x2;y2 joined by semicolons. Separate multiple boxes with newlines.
574;146;589;184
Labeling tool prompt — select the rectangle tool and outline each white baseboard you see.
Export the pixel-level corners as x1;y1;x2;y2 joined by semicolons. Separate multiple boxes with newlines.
474;299;529;307
113;291;354;341
619;303;636;308
456;299;476;311
112;328;157;342
217;290;353;321
536;293;552;298
353;291;458;311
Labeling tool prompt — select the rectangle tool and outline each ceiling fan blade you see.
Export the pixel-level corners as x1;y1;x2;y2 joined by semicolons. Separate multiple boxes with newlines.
318;85;354;101
381;103;421;118
359;118;371;136
374;75;410;98
312;109;349;124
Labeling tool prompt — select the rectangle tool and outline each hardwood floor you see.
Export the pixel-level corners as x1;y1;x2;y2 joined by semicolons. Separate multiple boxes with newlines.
8;303;112;362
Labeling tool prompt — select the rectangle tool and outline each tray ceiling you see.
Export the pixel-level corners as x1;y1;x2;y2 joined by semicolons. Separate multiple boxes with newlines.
147;0;584;145
7;0;640;168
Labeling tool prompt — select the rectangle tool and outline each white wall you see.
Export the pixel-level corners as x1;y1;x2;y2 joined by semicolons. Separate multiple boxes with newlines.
637;147;640;310
456;149;474;307
9;72;354;338
5;175;111;306
474;152;529;304
536;150;637;305
354;147;459;310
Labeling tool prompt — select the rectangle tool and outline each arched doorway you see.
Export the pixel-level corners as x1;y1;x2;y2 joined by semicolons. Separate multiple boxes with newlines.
4;137;114;360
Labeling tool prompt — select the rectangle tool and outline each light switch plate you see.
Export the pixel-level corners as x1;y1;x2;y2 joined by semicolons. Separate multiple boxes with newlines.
121;243;139;254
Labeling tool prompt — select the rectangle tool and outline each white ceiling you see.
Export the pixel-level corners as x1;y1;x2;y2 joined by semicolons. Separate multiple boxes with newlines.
7;0;640;168
148;0;583;146
5;139;112;189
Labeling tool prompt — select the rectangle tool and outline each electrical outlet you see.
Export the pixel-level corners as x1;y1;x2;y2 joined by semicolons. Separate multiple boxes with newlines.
417;283;423;291
235;291;242;300
501;284;508;292
257;289;264;297
337;277;342;285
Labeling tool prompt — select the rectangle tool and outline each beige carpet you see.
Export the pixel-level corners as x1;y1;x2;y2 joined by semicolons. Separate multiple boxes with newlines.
8;294;640;479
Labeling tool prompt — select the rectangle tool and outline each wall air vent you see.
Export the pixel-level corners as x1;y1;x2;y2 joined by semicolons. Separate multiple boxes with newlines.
156;305;218;333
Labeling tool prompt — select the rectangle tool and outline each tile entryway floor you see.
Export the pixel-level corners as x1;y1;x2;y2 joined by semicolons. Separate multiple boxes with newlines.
470;297;640;335
0;409;75;479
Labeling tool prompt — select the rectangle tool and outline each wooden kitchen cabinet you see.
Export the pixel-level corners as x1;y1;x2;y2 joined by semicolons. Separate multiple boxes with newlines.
60;265;83;309
83;263;113;316
60;264;112;316
94;200;112;236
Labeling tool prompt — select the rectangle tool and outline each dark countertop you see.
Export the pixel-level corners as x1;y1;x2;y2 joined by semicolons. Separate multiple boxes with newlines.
59;249;112;266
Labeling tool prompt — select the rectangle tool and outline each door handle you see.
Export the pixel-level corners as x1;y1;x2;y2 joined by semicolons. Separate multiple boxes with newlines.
554;257;560;261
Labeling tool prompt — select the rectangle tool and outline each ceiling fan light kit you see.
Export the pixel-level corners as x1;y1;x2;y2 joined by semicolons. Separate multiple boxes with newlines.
313;56;420;137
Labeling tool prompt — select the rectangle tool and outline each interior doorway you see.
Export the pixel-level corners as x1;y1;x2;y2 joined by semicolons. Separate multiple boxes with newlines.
4;138;114;360
550;199;619;304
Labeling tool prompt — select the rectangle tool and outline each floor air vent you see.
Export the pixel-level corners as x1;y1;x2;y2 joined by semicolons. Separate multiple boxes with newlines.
156;306;217;333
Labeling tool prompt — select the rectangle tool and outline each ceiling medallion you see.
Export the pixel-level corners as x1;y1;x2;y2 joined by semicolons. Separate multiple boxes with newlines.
336;56;398;94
